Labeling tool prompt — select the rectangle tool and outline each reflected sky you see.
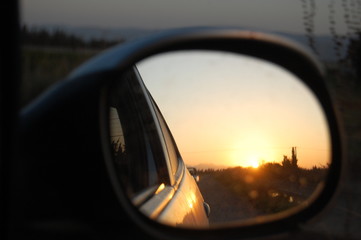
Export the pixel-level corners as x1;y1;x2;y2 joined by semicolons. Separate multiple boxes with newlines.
137;51;330;169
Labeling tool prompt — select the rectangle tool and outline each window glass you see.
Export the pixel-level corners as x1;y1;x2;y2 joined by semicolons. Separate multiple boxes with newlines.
154;105;180;176
108;70;168;200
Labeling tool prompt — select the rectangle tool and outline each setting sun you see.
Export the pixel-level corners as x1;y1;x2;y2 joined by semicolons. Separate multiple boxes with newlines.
229;133;279;168
250;160;260;168
242;152;263;168
238;152;262;168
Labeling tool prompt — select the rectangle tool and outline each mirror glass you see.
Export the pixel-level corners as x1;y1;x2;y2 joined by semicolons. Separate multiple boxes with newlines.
108;50;330;228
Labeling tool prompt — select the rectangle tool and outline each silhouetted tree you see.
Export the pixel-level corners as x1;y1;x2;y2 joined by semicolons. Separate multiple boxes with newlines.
282;147;298;169
21;25;124;49
291;147;298;168
282;155;292;168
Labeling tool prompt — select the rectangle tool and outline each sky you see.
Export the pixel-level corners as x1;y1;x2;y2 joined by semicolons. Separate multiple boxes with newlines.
137;51;330;169
21;0;350;35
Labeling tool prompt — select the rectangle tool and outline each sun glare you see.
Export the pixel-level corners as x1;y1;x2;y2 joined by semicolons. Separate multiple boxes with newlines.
246;153;261;168
250;160;260;168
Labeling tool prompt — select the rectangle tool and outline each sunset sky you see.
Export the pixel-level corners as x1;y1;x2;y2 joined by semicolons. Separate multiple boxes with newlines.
137;51;330;169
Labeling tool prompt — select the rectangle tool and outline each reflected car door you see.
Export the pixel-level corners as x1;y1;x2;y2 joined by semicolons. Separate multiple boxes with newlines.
108;68;209;227
149;98;209;227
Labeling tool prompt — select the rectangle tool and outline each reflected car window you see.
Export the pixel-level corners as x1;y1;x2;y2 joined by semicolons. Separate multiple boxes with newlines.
108;70;169;202
153;103;180;176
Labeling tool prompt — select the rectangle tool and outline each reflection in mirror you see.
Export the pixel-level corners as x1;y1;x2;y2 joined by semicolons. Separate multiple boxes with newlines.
108;50;330;228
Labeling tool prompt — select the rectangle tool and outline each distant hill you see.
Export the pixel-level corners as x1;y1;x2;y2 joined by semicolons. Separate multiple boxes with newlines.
187;163;230;170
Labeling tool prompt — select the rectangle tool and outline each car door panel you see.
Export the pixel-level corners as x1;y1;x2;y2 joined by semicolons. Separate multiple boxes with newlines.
157;168;208;227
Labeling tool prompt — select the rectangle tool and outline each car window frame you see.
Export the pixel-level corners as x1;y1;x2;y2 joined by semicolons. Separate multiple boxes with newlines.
108;68;174;205
150;98;185;186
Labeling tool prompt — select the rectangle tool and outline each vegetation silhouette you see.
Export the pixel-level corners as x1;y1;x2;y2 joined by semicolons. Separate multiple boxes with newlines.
21;25;123;50
21;25;125;106
197;148;328;216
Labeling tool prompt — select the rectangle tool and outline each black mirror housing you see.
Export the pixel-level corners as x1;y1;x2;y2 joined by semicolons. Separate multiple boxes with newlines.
14;28;342;240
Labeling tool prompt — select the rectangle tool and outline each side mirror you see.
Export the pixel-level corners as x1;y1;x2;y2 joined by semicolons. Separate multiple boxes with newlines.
95;29;341;238
19;28;342;240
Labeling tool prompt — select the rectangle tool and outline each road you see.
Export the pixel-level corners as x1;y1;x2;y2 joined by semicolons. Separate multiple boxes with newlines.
198;173;260;225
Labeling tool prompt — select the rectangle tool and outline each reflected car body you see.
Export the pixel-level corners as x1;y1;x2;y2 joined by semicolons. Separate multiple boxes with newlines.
108;68;209;227
141;169;209;226
187;167;200;183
